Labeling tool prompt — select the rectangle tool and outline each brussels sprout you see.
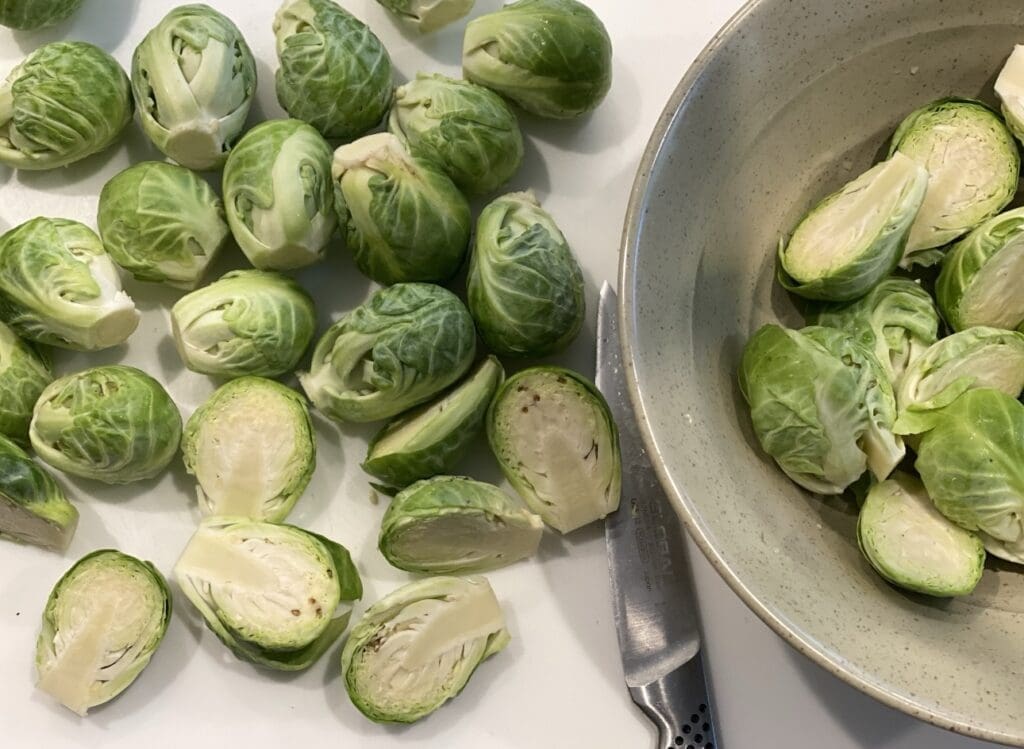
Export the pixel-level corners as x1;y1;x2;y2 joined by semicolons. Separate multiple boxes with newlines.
468;191;585;357
171;270;316;379
98;162;229;290
488;366;620;533
175;517;362;671
857;472;985;597
894;327;1024;435
30;366;182;485
183;377;315;522
223;120;337;272
341;576;509;723
807;277;939;387
363;356;503;491
299;283;476;423
131;5;256;171
463;0;612;119
0;434;76;551
376;0;474;33
380;476;543;574
778;153;928;301
0;218;139;351
889;98;1019;267
388;73;524;195
36;550;170;716
0;42;132;171
996;45;1024;143
0;0;82;29
332;133;470;285
274;0;394;140
0;321;50;442
739;325;904;494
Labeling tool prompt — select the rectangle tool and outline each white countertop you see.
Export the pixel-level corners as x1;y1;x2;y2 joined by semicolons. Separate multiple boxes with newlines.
0;1;1001;747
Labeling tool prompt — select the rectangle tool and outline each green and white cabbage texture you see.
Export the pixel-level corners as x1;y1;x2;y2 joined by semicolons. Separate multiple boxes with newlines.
0;320;51;442
0;434;76;551
995;45;1024;145
0;0;81;29
376;0;475;33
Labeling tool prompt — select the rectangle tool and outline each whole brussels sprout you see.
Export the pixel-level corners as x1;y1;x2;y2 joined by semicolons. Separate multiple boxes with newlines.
389;73;524;195
183;377;315;522
0;0;82;29
341;576;509;723
333;133;470;285
0;434;77;551
778;153;928;302
996;45;1024;143
36;550;170;715
171;270;316;379
0;42;132;170
467;191;584;357
30;365;182;485
131;4;257;171
299;283;476;423
463;0;612;119
889;98;1019;267
0;218;139;351
175;517;362;671
274;0;394;140
0;321;50;442
98;161;229;289
223;120;337;271
376;0;475;33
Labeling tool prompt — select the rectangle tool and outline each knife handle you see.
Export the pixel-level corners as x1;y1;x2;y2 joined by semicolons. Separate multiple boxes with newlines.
629;657;719;749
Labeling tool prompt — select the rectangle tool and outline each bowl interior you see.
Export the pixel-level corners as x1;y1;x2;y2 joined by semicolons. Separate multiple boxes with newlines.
623;0;1024;743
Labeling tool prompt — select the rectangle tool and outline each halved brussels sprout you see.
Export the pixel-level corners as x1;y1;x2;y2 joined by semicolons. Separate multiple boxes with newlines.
0;0;82;29
376;0;475;33
778;153;928;301
223;119;337;271
332;133;471;285
857;472;985;597
131;4;256;171
98;162;229;289
889;98;1019;267
363;356;503;491
36;550;170;715
807;277;939;387
0;321;51;442
0;434;76;551
175;517;362;671
468;191;585;357
341;576;509;723
740;325;904;494
997;45;1024;143
30;365;182;485
389;73;524;195
0;218;139;351
488;366;620;533
463;0;612;119
299;283;476;423
380;476;543;574
183;377;315;522
0;42;132;170
914;388;1024;565
274;0;394;140
936;208;1024;332
171;270;316;379
894;327;1024;435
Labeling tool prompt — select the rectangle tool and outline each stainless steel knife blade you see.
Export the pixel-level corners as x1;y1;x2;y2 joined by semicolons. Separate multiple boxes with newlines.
597;282;718;749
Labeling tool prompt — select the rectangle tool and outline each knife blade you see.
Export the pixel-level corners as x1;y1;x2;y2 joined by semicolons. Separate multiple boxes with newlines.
596;282;719;749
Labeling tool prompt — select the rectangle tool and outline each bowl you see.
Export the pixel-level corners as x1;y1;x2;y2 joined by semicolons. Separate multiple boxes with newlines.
620;0;1024;744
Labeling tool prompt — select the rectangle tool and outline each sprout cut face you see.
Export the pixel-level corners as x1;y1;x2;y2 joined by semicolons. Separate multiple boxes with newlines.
0;434;77;551
376;0;475;33
131;4;257;170
488;366;621;533
183;377;316;522
0;0;83;30
36;550;170;716
0;321;52;442
341;576;509;723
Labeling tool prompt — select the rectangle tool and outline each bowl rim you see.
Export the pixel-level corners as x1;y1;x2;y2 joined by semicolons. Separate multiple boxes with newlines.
617;2;1017;745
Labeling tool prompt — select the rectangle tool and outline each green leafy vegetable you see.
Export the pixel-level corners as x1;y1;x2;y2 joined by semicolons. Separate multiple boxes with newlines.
0;434;76;551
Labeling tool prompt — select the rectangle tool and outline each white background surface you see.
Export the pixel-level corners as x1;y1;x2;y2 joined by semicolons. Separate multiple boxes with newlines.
0;1;1003;747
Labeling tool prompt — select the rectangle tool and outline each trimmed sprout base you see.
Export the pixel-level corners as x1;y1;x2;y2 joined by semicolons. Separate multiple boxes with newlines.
376;0;475;33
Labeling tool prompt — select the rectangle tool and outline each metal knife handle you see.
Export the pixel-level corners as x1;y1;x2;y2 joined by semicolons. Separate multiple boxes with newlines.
629;658;719;749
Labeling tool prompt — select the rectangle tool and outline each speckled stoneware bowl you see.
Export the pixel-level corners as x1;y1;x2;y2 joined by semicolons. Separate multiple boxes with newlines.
621;0;1024;744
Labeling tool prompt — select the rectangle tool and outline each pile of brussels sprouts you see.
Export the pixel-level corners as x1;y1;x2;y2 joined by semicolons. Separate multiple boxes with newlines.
0;0;623;725
741;44;1024;600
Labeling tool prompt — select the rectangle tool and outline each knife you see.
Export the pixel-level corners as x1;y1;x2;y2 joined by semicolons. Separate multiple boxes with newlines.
596;282;719;749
